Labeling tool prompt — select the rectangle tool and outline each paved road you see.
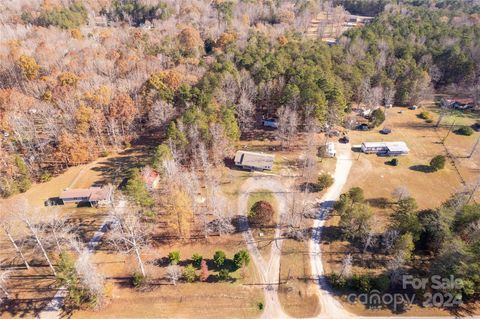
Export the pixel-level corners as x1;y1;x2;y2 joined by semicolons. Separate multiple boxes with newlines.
237;177;290;319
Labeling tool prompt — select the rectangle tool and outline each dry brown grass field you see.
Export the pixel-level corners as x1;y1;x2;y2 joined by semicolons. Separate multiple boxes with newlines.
322;103;480;316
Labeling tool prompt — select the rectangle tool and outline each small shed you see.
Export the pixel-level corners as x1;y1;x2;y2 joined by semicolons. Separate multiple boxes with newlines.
234;151;274;171
325;142;336;157
142;167;160;191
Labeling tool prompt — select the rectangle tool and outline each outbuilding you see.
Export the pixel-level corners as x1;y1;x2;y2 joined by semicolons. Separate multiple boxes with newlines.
234;151;274;171
361;141;409;156
325;142;336;157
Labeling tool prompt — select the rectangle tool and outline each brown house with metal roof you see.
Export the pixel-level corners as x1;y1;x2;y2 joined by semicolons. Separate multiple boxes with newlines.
234;151;274;171
59;185;113;206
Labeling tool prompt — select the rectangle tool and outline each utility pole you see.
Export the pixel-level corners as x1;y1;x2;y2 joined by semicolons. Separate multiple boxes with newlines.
442;117;457;143
469;137;480;158
466;179;480;205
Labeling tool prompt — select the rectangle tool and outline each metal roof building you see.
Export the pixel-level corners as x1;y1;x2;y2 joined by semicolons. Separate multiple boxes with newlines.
361;141;409;156
234;151;274;171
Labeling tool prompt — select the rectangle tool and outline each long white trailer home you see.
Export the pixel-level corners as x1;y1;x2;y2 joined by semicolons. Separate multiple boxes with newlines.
361;141;409;156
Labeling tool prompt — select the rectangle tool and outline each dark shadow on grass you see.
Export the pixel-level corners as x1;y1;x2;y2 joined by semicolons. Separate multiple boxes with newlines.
409;165;434;173
299;182;320;193
365;197;390;209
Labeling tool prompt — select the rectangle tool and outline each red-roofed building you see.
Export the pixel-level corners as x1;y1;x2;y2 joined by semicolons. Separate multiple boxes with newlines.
142;167;160;191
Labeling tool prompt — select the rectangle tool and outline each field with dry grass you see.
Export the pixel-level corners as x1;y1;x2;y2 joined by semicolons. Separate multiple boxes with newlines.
322;103;480;316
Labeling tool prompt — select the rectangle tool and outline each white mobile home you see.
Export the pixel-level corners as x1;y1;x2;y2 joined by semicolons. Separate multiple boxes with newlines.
361;142;409;156
234;151;274;171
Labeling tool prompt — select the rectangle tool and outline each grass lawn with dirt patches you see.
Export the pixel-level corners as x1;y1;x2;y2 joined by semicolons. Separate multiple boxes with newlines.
73;239;264;319
346;104;479;208
321;103;480;316
279;239;320;318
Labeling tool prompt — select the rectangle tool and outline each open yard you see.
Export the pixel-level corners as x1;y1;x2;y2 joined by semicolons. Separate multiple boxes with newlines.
346;104;479;208
322;103;480;316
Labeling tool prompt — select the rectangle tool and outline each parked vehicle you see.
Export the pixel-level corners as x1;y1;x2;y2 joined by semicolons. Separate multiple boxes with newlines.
262;118;279;129
339;136;350;144
409;105;418;110
473;122;480;132
356;123;370;131
380;128;392;135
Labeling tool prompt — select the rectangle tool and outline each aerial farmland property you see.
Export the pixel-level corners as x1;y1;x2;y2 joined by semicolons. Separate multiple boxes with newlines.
0;1;479;319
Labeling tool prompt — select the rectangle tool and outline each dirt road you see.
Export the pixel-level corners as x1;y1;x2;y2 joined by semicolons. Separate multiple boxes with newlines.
309;143;355;318
238;177;290;319
36;200;120;319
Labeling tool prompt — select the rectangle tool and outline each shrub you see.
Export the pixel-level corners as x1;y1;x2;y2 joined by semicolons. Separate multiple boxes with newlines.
183;264;197;283
327;273;347;290
348;187;364;203
317;173;334;191
257;302;264;310
455;126;474;136
233;250;250;269
132;272;146;287
430;155;446;171
390;158;399;166
218;269;230;281
350;274;372;293
419;111;430;120
425;119;433;123
40;171;53;183
248;201;274;227
168;251;180;265
370;108;385;127
213;250;226;267
191;253;203;268
372;274;390;292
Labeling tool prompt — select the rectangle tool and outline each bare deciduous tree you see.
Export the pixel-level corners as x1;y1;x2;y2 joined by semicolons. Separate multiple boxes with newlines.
15;201;56;275
392;186;410;202
75;249;105;307
277;105;298;149
41;210;75;253
382;229;399;254
0;208;30;269
166;265;181;286
109;202;149;277
339;254;352;278
0;267;10;299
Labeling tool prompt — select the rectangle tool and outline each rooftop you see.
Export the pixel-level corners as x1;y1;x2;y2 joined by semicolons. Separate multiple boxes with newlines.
60;186;112;202
362;141;409;152
234;151;274;168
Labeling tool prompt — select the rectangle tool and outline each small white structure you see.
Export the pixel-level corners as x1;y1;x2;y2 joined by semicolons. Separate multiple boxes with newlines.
234;151;274;171
361;141;409;156
262;118;279;129
325;142;336;157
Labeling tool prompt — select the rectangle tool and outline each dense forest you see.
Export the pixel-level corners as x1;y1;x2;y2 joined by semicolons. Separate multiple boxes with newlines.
1;0;479;198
